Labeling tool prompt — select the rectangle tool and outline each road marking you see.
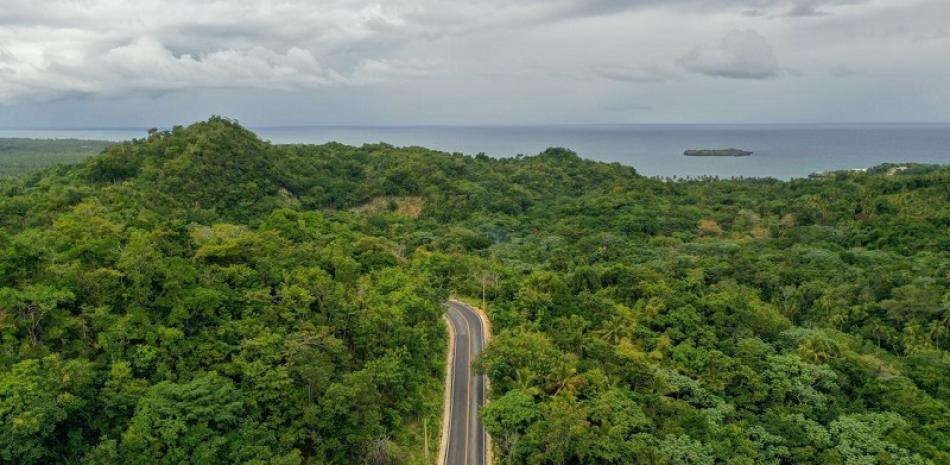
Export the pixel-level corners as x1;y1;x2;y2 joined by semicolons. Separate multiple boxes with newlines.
457;305;475;465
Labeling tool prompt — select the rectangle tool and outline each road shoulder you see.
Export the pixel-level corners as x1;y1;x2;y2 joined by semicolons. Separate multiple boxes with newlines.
436;313;455;465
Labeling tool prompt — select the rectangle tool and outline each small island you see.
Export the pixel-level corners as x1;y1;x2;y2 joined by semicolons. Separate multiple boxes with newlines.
684;148;753;157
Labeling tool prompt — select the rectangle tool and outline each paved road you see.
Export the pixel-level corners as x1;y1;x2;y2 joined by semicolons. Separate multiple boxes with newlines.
443;301;488;465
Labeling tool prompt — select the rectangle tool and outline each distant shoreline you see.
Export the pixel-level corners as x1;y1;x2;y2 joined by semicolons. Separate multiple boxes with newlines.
3;124;949;180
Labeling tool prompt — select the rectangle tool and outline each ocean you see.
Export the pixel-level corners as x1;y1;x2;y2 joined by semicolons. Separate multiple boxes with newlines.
2;123;948;179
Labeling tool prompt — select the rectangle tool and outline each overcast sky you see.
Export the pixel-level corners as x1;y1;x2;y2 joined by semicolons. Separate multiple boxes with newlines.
0;0;948;127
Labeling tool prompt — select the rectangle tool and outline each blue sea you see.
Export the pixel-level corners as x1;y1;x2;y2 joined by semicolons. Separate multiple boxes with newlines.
2;123;948;179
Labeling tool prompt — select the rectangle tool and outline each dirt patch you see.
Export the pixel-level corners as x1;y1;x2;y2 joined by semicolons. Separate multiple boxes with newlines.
352;196;424;218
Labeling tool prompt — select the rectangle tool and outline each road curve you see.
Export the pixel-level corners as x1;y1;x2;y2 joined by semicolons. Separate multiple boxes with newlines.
441;300;489;465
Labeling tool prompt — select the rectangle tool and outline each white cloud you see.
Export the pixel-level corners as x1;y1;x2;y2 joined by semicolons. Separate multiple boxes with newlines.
680;29;785;79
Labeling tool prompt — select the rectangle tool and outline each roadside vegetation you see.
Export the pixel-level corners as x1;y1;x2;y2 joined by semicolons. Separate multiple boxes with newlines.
0;117;946;465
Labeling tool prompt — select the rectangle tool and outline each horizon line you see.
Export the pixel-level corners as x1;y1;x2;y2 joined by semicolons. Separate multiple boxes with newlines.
2;121;950;131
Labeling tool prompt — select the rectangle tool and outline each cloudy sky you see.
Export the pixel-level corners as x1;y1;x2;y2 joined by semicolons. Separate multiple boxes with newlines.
0;0;948;127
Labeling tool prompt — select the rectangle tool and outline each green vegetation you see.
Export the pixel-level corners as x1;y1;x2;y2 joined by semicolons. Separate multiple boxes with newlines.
0;138;112;178
0;117;946;465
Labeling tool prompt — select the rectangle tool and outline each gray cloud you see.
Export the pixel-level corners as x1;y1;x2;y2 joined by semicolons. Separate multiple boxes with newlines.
0;0;874;103
351;58;442;83
592;64;675;83
829;65;862;77
0;38;348;103
0;0;947;125
604;103;654;111
0;1;434;102
550;0;868;20
680;29;785;79
781;0;868;17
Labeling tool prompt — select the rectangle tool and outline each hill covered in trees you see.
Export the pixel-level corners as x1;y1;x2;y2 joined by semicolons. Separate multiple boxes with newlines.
0;117;947;465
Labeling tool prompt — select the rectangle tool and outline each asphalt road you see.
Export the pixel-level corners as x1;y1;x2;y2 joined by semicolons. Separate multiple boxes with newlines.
443;300;488;465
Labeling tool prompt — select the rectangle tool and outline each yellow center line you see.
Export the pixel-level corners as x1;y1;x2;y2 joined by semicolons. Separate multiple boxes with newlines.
449;301;490;465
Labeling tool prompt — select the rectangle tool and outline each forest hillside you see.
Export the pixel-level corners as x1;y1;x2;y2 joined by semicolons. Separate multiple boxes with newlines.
0;117;946;465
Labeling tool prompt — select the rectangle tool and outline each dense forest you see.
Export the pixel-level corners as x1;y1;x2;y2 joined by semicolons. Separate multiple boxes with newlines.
0;117;946;465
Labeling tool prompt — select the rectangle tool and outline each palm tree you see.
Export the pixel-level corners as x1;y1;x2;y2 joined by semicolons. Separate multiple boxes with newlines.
927;319;947;347
593;304;637;344
866;319;887;348
797;334;838;363
901;323;929;355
